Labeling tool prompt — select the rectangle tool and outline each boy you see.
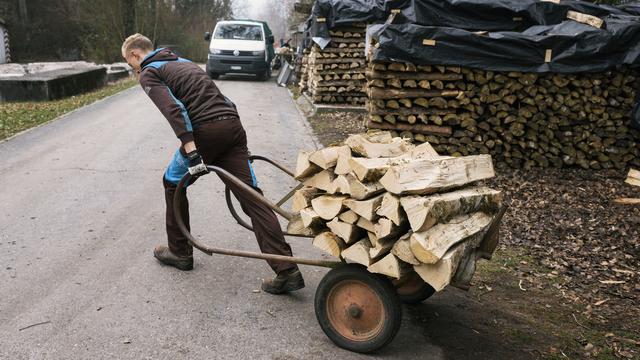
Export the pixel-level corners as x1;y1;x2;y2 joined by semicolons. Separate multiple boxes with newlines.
121;34;304;294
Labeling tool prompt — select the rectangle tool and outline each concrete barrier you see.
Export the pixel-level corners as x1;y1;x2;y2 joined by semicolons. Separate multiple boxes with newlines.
0;66;107;102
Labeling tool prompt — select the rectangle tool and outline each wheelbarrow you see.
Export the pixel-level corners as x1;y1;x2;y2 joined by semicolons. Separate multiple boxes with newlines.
173;155;508;354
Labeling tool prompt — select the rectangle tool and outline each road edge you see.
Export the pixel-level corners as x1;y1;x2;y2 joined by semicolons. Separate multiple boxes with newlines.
286;87;321;151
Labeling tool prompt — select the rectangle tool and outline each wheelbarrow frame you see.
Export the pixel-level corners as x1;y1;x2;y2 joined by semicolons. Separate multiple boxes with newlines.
172;154;508;353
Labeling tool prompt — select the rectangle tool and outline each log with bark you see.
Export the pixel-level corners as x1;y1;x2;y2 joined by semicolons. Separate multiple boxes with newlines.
363;60;640;170
299;27;368;106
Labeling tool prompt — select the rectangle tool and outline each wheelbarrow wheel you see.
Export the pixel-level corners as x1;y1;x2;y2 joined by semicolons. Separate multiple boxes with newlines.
394;272;436;305
314;264;402;353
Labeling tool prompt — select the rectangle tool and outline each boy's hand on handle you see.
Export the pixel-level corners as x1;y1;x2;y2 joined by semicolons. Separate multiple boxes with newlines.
186;150;208;177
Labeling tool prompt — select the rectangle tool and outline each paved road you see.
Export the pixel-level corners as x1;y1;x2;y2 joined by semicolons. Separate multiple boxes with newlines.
0;77;453;360
1;76;535;360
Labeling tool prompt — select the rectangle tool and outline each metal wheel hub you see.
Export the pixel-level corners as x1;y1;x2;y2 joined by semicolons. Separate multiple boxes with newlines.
326;279;385;341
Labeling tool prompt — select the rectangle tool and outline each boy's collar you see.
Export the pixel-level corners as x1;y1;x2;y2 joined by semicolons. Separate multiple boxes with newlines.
142;48;166;63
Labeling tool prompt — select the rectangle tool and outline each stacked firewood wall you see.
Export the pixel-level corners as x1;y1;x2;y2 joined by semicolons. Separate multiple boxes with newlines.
297;48;310;93
365;61;640;170
299;25;368;106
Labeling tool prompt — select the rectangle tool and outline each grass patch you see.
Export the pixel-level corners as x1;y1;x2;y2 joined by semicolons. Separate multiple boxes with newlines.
0;78;138;141
287;84;302;100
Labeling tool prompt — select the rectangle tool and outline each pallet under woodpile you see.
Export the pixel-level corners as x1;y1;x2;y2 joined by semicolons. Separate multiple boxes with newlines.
287;131;504;292
299;25;368;106
364;61;640;170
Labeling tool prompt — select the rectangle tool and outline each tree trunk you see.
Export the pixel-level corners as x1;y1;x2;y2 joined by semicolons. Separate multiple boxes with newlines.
122;0;136;37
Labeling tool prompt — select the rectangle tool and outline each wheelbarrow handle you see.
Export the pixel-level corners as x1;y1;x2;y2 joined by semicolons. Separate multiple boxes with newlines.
249;155;295;178
173;165;342;269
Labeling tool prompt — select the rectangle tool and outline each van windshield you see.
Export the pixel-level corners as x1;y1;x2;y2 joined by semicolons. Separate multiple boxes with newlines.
214;24;263;41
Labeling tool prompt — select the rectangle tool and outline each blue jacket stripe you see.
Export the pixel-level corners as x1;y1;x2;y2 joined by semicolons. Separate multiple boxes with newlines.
248;160;258;187
142;48;165;63
143;60;168;70
166;88;193;132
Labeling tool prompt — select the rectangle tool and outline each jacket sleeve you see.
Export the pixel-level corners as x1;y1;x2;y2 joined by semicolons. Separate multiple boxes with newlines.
139;68;194;144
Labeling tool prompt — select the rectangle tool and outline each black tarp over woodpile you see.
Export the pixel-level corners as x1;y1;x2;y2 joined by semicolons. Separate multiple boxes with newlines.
306;0;634;38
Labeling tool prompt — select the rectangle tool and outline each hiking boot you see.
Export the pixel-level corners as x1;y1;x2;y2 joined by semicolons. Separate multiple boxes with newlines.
153;245;193;271
261;268;305;295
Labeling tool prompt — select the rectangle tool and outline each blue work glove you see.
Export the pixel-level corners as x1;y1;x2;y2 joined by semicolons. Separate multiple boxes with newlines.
186;150;209;176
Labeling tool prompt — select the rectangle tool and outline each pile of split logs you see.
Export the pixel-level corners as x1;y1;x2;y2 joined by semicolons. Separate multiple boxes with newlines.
365;61;640;170
299;25;368;106
288;131;504;291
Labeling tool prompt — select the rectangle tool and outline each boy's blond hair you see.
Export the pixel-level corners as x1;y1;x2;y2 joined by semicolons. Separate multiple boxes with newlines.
121;33;154;57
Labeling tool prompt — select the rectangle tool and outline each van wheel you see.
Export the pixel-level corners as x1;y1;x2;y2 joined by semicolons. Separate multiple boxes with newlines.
209;72;220;80
259;68;271;81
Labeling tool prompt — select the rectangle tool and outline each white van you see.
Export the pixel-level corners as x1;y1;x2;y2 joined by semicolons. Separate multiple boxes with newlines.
204;20;275;81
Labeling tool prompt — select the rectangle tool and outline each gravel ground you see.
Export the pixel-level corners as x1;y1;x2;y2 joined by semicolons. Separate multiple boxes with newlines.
488;165;639;336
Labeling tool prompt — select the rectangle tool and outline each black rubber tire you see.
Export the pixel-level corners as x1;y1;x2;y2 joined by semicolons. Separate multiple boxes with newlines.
314;264;402;353
394;271;436;305
398;282;436;304
209;72;220;80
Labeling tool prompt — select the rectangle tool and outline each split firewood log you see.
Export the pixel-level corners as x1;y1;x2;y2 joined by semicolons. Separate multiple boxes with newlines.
328;175;351;195
376;193;404;226
345;133;413;158
400;187;502;232
344;194;384;221
356;217;376;232
334;146;353;175
349;142;440;182
313;232;345;258
338;210;359;224
369;237;395;260
295;151;321;179
327;218;364;245
368;253;411;279
410;212;493;264
300;207;324;229
311;195;348;220
391;232;420;265
414;242;467;291
346;174;386;200
303;169;336;192
341;238;373;266
379;155;495;195
374;217;408;243
286;214;315;236
292;187;320;213
309;145;350;169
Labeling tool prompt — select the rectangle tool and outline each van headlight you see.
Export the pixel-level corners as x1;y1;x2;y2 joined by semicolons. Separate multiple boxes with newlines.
252;50;265;57
210;49;222;55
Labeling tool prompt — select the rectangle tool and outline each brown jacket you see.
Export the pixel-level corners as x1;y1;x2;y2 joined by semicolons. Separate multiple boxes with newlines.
139;48;238;144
